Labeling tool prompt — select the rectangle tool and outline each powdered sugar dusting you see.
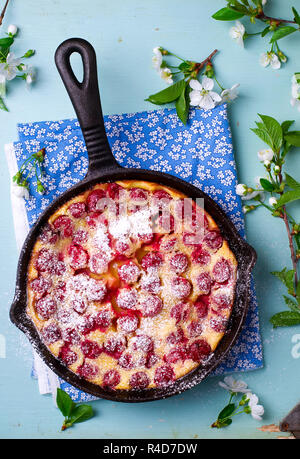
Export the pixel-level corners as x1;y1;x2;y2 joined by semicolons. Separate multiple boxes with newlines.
109;208;153;241
26;180;238;392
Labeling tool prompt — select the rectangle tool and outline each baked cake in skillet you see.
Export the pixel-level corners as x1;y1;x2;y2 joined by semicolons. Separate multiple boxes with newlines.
26;180;237;390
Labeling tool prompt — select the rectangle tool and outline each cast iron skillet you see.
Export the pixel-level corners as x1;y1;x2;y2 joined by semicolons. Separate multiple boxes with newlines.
10;38;256;403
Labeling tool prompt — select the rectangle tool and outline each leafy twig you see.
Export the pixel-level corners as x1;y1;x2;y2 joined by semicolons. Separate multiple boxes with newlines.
0;22;36;111
213;1;300;68
56;388;94;431
12;147;46;198
282;207;298;287
147;47;239;124
237;114;300;327
212;376;264;429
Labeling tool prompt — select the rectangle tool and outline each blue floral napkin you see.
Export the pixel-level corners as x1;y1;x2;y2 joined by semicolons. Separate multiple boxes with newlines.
13;104;263;401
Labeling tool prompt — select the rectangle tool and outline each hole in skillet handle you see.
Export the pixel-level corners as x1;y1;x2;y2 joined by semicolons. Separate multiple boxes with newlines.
54;38;121;178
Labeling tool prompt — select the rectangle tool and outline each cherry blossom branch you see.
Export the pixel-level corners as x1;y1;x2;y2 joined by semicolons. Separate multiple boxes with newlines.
213;2;300;68
0;0;10;26
256;12;296;26
282;208;298;289
192;49;218;76
148;46;239;124
236;113;300;327
276;166;299;289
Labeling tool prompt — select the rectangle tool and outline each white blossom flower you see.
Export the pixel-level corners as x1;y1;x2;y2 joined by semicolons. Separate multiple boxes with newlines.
246;393;264;420
229;21;245;47
219;376;249;393
221;84;240;103
236;183;247;196
152;47;163;72
259;52;281;70
291;74;300;97
257;148;274;162
0;53;21;81
290;97;300;111
269;197;277;206
12;182;29;200
159;67;173;85
291;74;300;111
189;77;221;110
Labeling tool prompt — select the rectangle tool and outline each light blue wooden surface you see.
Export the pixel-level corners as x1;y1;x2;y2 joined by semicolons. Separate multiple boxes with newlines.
0;0;299;439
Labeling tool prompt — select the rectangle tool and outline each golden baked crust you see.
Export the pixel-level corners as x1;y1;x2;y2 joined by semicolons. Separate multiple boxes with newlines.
26;180;237;390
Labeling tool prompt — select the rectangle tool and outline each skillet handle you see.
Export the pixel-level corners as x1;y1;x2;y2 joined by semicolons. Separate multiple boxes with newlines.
55;38;120;177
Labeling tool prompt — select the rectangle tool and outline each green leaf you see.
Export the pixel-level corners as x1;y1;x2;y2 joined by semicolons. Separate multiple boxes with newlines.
260;178;275;192
281;120;294;134
271;268;295;295
175;81;189;125
270;26;297;43
218;403;236;420
292;7;300;25
56;388;75;418
258;114;283;152
218;418;233;428
285;173;300;189
146;79;186;105
284;131;300;147
0;96;8;112
250;128;273;150
261;26;270;37
255;121;266;130
283;295;300;313
270;310;300;328
67;404;93;426
212;7;244;21
296;282;300;303
23;49;35;58
276;189;300;207
0;37;14;48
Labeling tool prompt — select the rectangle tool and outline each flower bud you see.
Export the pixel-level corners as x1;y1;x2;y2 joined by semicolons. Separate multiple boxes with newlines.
36;180;45;195
278;51;287;63
263;160;271;170
7;24;18;36
13;171;23;184
274;165;281;174
236;184;247;196
269;197;277;207
204;63;214;78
